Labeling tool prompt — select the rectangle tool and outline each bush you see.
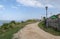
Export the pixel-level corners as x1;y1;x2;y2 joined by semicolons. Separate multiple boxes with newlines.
10;21;16;24
1;23;9;30
0;21;27;39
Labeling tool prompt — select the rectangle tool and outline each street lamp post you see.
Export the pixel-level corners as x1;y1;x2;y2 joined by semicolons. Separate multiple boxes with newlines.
45;6;48;28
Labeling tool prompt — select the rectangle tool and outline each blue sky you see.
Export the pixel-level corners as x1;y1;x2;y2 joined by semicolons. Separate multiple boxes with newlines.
0;0;60;21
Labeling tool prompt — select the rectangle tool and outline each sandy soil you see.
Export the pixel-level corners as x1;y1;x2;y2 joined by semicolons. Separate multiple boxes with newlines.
12;22;60;39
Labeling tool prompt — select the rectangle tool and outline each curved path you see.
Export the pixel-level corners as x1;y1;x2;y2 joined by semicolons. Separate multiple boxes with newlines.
13;22;60;39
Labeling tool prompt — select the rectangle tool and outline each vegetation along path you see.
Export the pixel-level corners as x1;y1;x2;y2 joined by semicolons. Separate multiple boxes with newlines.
12;22;60;39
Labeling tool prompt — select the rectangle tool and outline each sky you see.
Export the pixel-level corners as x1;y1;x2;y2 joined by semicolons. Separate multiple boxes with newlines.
0;0;60;21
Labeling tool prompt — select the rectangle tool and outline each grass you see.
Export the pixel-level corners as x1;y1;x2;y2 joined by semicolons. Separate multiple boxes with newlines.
38;21;60;36
0;22;28;39
0;20;37;39
0;24;25;39
0;27;20;39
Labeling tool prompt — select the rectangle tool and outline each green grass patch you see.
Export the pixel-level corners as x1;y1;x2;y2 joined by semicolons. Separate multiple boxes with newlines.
0;22;28;39
0;20;37;39
38;21;60;36
0;27;20;39
0;27;22;39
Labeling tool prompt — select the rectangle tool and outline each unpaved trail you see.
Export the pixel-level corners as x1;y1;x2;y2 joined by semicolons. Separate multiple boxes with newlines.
12;22;60;39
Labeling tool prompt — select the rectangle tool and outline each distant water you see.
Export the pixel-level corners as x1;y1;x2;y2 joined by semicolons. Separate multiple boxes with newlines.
0;22;3;26
0;20;20;26
0;21;10;26
0;20;27;26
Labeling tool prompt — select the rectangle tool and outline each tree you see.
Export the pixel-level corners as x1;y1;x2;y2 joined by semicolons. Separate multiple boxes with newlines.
10;21;16;24
0;23;9;31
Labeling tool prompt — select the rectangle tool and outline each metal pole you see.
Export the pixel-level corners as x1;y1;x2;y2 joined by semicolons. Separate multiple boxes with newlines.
45;6;48;28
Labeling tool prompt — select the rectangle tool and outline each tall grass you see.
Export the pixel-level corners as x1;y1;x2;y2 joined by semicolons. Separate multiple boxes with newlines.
0;19;37;39
38;21;60;36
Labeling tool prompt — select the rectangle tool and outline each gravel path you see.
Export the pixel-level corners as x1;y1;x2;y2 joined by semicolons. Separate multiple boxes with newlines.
12;22;60;39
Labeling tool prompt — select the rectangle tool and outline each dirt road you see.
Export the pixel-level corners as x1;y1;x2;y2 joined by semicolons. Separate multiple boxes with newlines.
13;22;60;39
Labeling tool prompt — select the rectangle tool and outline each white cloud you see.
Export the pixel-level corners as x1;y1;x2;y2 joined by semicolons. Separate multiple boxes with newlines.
0;5;5;10
16;0;54;8
16;0;44;8
43;0;60;8
45;4;54;8
0;5;4;8
47;0;60;4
